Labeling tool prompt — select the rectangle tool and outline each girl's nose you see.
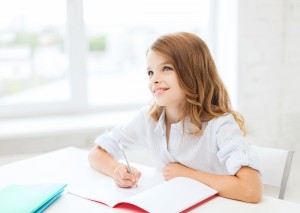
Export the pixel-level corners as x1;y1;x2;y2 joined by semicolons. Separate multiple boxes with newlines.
151;72;160;84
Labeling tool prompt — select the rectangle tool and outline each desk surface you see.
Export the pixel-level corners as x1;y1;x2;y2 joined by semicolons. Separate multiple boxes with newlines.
0;147;299;213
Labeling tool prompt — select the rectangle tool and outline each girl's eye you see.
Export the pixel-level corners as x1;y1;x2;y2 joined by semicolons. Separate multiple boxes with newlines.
163;66;172;71
147;70;154;77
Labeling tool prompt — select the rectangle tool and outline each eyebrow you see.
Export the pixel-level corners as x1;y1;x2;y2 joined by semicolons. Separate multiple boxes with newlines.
147;62;172;70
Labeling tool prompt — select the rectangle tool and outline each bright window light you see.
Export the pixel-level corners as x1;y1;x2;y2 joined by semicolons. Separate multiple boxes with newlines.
84;0;211;106
0;0;69;105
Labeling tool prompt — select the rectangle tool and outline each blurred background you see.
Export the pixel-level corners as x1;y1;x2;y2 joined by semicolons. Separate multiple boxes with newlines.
0;0;299;203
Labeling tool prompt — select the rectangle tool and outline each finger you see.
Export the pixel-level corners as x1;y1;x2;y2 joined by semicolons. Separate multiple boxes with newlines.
162;166;169;172
118;168;138;185
131;168;141;180
162;169;168;176
135;172;142;181
113;175;125;187
119;169;133;180
118;177;135;188
163;171;172;181
163;174;169;181
117;165;129;177
115;179;132;188
118;165;129;174
114;172;135;188
113;165;131;187
135;171;142;181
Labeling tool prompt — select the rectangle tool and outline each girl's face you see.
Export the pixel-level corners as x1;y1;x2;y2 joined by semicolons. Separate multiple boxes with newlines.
147;50;186;109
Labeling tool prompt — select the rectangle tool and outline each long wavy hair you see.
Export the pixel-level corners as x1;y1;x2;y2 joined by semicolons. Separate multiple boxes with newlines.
148;32;246;135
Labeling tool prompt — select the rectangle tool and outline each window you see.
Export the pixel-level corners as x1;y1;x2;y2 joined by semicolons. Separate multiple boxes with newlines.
0;0;215;117
84;0;212;106
0;0;69;108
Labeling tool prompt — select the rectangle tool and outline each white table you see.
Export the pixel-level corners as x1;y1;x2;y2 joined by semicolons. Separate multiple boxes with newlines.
0;147;299;213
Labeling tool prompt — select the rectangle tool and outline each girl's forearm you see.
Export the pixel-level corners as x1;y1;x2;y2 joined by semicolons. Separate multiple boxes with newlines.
88;146;121;177
183;167;263;203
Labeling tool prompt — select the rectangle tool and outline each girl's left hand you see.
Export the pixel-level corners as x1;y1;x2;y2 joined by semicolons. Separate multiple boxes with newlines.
162;162;192;180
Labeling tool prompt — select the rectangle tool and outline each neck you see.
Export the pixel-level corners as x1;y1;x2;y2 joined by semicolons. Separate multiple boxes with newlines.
165;106;184;125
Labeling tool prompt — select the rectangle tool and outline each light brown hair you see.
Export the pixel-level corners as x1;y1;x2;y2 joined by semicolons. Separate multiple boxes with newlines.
148;32;246;135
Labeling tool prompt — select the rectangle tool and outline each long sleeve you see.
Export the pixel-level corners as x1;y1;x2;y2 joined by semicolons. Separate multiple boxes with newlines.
214;114;261;175
94;107;149;160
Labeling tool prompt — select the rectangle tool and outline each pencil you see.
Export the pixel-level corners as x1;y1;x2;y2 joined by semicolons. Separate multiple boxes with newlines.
117;140;138;188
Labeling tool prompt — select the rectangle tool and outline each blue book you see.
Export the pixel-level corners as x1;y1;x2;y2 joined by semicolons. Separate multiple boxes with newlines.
0;183;67;213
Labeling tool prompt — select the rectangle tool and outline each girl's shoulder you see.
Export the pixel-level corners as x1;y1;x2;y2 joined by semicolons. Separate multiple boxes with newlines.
130;105;151;122
211;113;235;122
137;105;151;117
206;113;238;130
202;113;243;140
119;106;151;128
140;105;151;113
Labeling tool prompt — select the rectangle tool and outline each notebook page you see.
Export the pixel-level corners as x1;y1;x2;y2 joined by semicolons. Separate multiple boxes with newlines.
122;177;217;213
68;175;160;207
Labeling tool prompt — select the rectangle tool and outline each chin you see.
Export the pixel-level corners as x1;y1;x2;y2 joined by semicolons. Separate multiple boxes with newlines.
153;96;172;107
153;100;166;107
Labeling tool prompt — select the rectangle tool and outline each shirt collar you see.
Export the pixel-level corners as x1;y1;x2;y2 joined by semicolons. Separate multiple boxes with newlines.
154;110;166;134
154;109;200;134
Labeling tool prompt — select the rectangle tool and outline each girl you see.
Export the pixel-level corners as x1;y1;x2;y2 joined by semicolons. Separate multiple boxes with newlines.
88;32;263;203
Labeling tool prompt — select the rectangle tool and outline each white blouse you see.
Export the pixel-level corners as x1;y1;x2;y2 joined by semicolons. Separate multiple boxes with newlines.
95;106;261;175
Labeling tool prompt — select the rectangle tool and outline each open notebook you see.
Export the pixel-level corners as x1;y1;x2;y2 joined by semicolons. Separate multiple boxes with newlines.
0;183;67;213
68;176;217;212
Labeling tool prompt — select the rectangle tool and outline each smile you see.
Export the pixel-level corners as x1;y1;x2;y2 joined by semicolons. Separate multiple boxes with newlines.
154;88;169;95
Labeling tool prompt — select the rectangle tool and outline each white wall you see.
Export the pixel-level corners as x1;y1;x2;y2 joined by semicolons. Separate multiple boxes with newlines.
238;0;300;202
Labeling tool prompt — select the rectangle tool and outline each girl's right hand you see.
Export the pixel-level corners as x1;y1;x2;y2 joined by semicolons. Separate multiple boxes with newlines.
112;164;141;188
